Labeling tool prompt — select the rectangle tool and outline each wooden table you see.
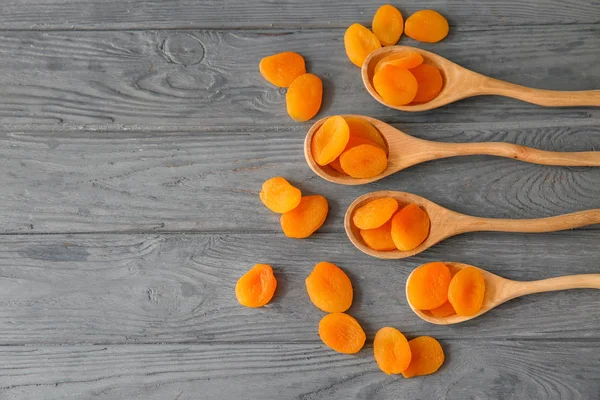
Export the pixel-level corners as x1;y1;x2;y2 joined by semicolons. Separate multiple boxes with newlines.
0;1;598;398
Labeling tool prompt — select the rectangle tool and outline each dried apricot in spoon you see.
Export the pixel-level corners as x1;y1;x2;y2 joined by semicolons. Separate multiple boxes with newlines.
344;23;381;68
280;195;328;238
373;64;418;106
235;264;277;308
305;262;353;313
390;203;431;251
401;336;445;378
311;116;350;166
259;177;302;213
340;144;388;179
286;73;323;122
352;197;398;229
319;313;366;354
406;262;452;310
374;50;423;75
410;63;444;103
344;116;387;150
429;301;456;318
360;220;396;251
374;327;412;374
259;52;306;87
448;266;486;316
404;10;449;43
372;5;404;46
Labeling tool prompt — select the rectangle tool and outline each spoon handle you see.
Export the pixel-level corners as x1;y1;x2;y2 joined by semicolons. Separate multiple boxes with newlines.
430;141;600;167
477;76;600;107
508;274;600;299
459;209;600;234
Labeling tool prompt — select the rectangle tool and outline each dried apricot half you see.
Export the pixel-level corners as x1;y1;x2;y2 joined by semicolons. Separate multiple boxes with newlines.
259;177;302;213
235;264;277;308
429;301;456;318
373;64;418;106
280;195;328;238
311;116;350;166
405;10;449;43
286;73;323;122
374;327;412;374
339;144;388;179
344;23;381;68
344;116;387;151
372;5;404;46
448;267;486;316
407;262;452;310
410;63;443;103
402;336;445;378
374;50;424;75
390;204;430;251
306;262;353;313
353;197;399;229
360;220;396;251
259;52;306;87
319;313;366;354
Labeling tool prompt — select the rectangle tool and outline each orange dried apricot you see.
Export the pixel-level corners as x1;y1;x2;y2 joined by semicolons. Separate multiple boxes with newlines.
344;23;382;68
372;5;404;46
339;144;388;179
311;116;350;166
286;73;323;122
410;63;443;103
235;264;277;308
360;220;396;251
259;52;306;88
407;262;452;310
319;313;366;354
306;262;353;313
390;204;430;251
259;177;302;213
405;10;449;43
353;197;399;229
374;51;424;74
374;327;412;374
448;267;486;316
280;195;328;238
373;64;418;106
344;116;387;151
402;336;445;378
429;301;456;318
327;157;347;175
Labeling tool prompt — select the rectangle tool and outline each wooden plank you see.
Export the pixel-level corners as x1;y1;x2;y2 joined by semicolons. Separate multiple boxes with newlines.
0;26;598;128
0;341;598;399
1;122;599;233
0;232;598;345
2;0;598;30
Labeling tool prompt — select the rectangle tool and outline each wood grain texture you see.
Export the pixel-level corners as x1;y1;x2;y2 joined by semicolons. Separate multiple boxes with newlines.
1;341;598;399
0;232;598;345
2;0;598;30
0;26;598;127
1;122;599;233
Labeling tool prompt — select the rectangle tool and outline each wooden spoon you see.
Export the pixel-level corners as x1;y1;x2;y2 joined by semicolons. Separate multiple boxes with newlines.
344;191;600;259
304;115;600;185
407;262;600;325
362;46;600;111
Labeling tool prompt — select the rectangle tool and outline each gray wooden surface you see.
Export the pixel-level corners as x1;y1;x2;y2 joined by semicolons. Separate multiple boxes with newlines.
0;0;598;398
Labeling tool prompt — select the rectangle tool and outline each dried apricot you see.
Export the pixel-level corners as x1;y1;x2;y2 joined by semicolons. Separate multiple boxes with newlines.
235;264;277;308
374;51;424;75
374;327;412;374
344;116;387;151
405;10;449;43
402;336;445;378
372;5;404;46
327;157;347;175
311;116;350;166
410;64;443;103
390;204;430;251
344;23;382;68
429;301;456;318
259;52;306;88
373;64;418;106
407;262;451;310
339;144;388;179
306;262;353;313
360;220;396;251
280;195;328;238
259;177;302;213
286;73;323;122
353;197;398;229
448;267;486;316
319;313;366;354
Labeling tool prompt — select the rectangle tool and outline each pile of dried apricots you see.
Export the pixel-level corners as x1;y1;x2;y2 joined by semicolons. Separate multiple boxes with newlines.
243;3;468;379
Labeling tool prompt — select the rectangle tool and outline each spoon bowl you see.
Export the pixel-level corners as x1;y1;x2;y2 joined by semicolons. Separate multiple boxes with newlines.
305;115;600;186
362;46;600;111
407;262;600;325
345;191;600;259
